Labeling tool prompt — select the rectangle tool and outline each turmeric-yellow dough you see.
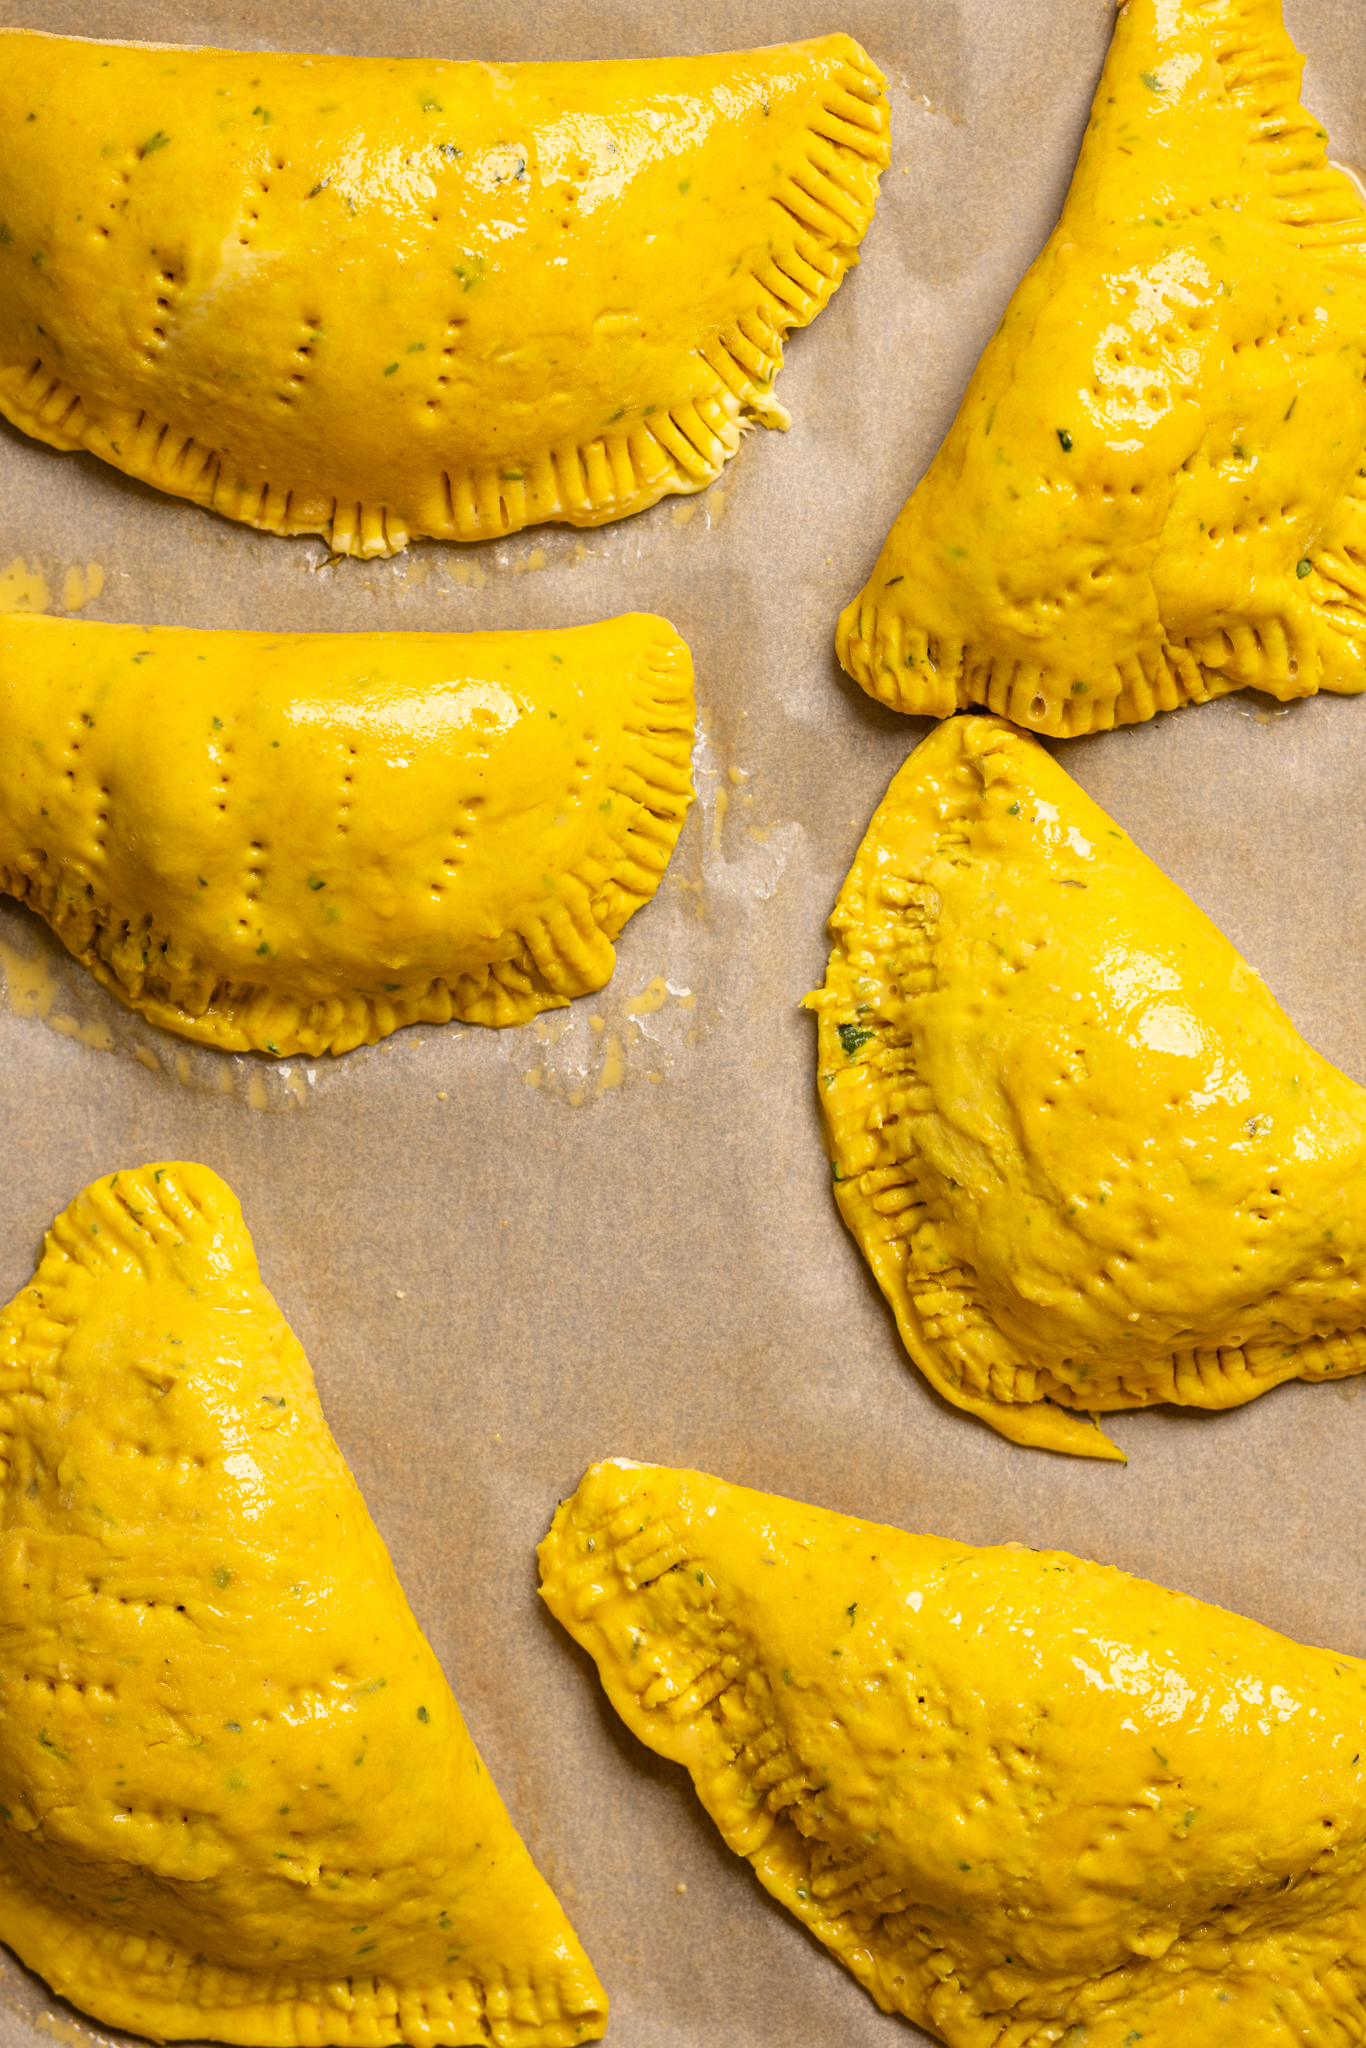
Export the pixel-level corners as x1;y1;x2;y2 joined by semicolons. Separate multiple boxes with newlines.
0;611;694;1056
807;714;1366;1458
541;1456;1366;2048
0;1162;607;2047
837;0;1366;735
0;30;887;557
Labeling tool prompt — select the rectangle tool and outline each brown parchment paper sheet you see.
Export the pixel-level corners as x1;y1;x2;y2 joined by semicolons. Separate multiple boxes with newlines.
1;0;1365;2041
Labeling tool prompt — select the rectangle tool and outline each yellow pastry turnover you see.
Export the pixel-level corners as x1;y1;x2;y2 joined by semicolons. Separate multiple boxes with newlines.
0;1162;606;2047
837;0;1366;735
541;1457;1366;2048
807;714;1366;1458
0;611;694;1056
0;30;888;557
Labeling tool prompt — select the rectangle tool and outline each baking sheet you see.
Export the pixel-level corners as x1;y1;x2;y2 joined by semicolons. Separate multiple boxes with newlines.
1;0;1365;2042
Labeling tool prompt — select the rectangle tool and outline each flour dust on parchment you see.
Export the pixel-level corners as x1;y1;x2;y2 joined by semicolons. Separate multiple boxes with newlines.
506;699;801;1107
515;977;702;1108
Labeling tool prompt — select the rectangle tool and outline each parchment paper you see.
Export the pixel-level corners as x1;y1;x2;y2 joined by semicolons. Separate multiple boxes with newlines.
1;2;1364;2042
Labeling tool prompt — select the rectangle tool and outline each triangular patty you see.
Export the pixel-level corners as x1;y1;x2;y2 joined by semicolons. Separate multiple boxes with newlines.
0;1162;605;2046
838;0;1366;734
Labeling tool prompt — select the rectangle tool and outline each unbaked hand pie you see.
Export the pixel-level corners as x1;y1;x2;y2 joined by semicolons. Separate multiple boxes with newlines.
541;1457;1366;2048
837;0;1366;735
807;714;1366;1458
0;1162;606;2047
0;611;694;1056
0;30;888;556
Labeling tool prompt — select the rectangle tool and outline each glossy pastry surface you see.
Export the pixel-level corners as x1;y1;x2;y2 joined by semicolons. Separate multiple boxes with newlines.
0;612;694;1055
0;30;887;554
542;1457;1366;2047
0;1162;606;2046
807;714;1366;1456
837;0;1366;734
